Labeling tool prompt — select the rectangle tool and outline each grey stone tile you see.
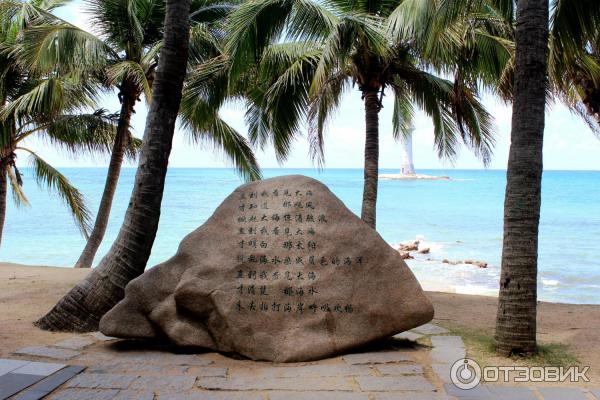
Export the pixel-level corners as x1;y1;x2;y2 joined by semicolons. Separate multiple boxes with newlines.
413;324;450;335
374;393;454;400
233;364;373;378
0;372;45;399
116;352;213;366
65;373;137;389
430;336;465;349
113;390;155;400
537;387;589;400
198;376;353;391
486;385;537;400
342;351;413;365
129;376;196;393
0;359;30;375
355;376;436;392
12;361;65;376
590;388;600;399
11;366;86;400
160;392;262;400
90;332;118;342
431;363;452;383
10;388;49;400
47;388;119;400
13;346;80;361
444;383;492;399
87;362;188;375
268;392;369;400
54;337;96;351
376;364;423;375
194;367;227;377
393;331;425;341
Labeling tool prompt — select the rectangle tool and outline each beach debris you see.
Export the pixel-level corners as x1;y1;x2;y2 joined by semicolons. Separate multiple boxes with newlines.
100;175;434;362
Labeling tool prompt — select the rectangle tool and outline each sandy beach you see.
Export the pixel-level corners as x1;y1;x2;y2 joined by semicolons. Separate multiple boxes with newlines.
2;262;600;384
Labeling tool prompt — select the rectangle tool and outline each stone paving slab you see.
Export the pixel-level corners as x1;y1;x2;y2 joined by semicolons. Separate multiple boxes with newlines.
86;362;189;375
12;361;65;376
591;388;600;399
13;347;80;361
431;364;452;383
486;385;538;400
268;392;370;400
47;388;120;400
444;383;492;399
114;352;214;366
160;392;263;400
375;364;423;375
413;324;450;335
53;337;96;351
393;331;425;341
90;332;118;342
12;366;85;400
232;364;374;378
537;387;590;400
0;372;45;400
355;375;436;392
112;390;155;400
0;359;29;375
342;351;413;365
374;393;455;400
129;376;196;393
430;336;465;365
65;373;137;390
198;376;354;391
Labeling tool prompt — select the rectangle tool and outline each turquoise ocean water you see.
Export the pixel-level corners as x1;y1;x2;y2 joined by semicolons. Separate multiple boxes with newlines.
2;168;599;304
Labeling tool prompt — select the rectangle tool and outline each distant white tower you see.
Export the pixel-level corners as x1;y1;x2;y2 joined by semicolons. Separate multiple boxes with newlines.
400;128;416;175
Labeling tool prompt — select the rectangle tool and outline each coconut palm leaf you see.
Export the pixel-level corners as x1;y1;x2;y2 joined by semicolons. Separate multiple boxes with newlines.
106;61;152;102
179;98;261;181
19;147;91;237
6;163;29;207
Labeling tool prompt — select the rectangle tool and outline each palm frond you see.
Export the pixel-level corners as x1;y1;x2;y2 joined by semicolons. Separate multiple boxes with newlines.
6;163;29;207
19;147;91;237
106;60;152;102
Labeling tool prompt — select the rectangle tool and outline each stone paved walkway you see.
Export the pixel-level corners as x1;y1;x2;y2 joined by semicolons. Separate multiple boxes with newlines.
2;323;598;400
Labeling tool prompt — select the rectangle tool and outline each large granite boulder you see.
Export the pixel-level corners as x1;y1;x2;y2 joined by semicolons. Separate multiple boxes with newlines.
100;175;434;362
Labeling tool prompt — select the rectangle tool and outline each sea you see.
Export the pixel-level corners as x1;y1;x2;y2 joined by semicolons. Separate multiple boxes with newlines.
2;168;599;304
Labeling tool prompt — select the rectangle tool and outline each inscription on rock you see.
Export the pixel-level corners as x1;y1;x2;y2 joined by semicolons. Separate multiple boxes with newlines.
235;187;357;316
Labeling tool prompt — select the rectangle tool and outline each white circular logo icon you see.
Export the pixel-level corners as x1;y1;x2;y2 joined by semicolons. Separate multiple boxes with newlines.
450;358;482;389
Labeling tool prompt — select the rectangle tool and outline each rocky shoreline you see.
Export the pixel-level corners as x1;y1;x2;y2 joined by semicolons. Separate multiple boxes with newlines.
394;240;488;268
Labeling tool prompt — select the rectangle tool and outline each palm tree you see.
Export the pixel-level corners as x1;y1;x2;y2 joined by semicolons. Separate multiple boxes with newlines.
224;0;511;228
495;0;600;356
35;0;264;331
21;0;260;268
0;0;121;247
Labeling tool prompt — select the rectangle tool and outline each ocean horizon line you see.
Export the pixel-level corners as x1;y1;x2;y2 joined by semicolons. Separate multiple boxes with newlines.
19;166;600;172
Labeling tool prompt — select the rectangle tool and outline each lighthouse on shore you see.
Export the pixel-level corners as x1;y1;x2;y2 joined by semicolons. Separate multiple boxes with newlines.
400;128;416;175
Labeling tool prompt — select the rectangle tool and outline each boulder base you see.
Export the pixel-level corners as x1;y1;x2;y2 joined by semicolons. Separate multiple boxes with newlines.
100;175;433;362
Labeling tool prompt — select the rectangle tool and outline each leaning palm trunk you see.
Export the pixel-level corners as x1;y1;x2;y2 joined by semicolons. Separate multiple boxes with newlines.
495;0;549;356
0;163;6;247
361;89;380;229
74;83;138;269
35;0;192;331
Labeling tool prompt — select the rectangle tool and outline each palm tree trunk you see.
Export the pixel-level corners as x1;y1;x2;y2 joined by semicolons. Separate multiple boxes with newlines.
0;163;6;248
35;0;192;332
495;0;549;357
361;89;380;229
74;83;138;269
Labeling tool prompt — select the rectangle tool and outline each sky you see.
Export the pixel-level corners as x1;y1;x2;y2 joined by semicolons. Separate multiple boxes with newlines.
17;3;600;171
